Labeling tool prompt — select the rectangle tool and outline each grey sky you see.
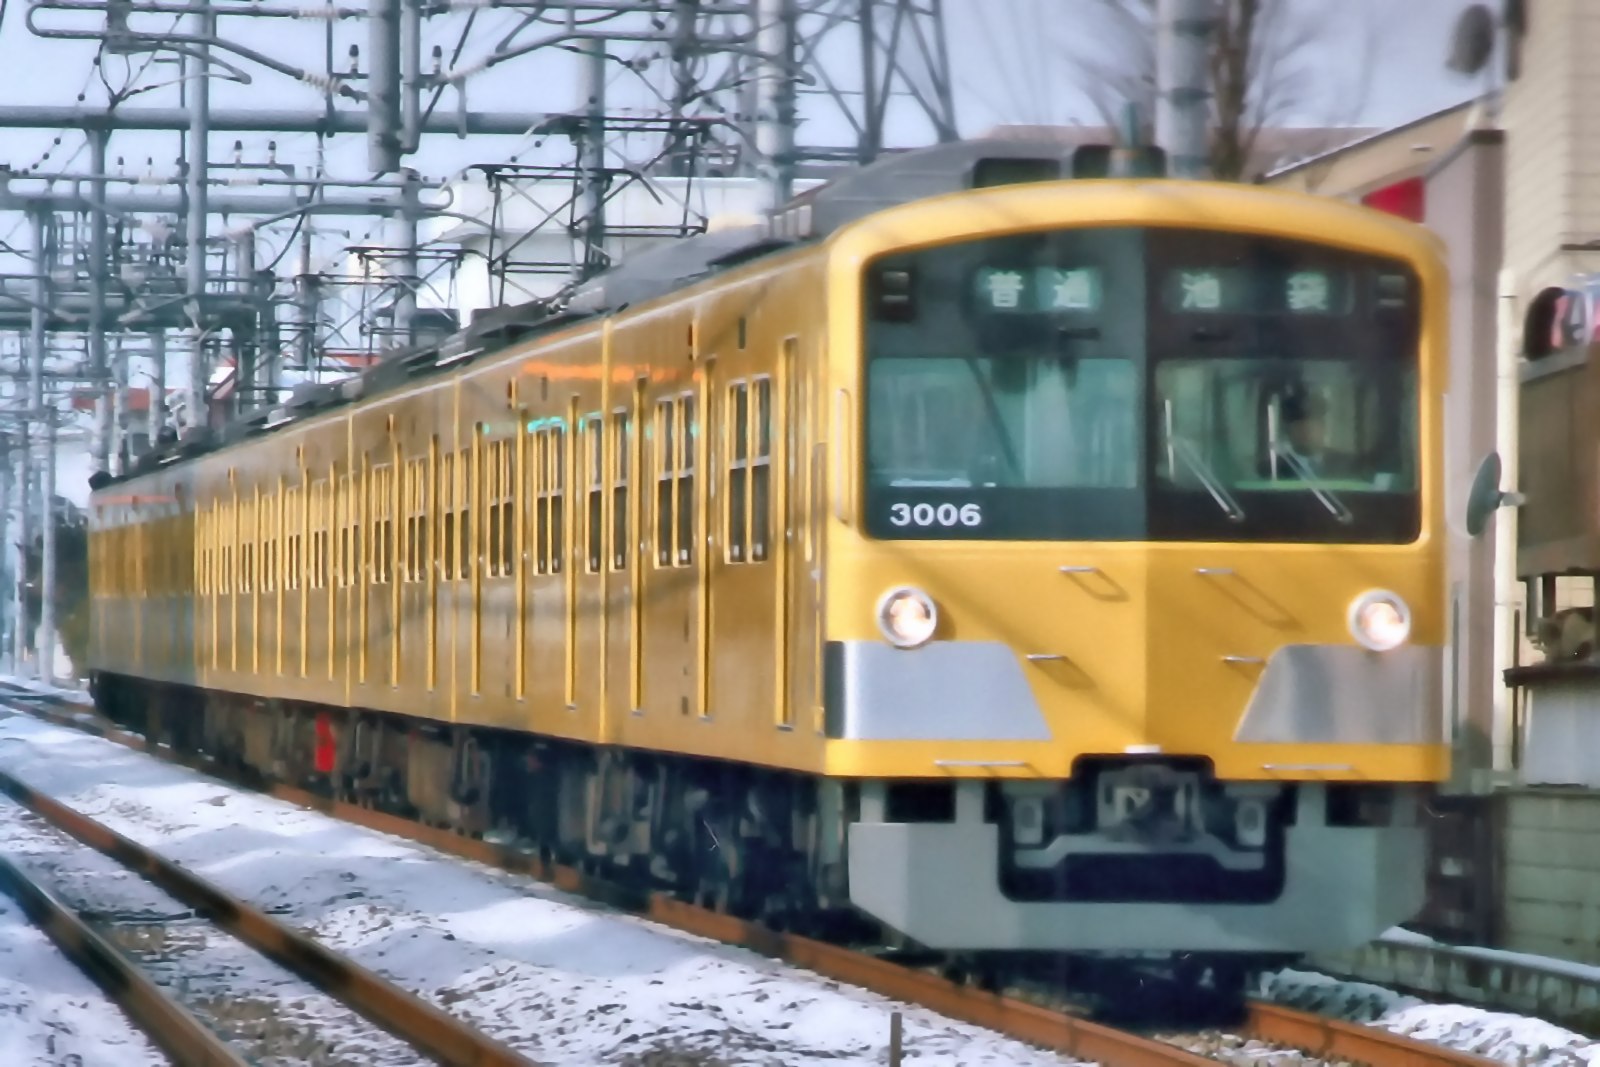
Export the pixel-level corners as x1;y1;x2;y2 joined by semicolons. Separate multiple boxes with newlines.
0;2;1483;173
6;0;1485;503
942;0;1484;134
0;1;1486;294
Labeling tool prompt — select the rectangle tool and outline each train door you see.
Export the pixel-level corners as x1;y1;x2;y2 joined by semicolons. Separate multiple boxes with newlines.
603;381;643;733
364;456;395;699
710;364;776;734
262;478;281;683
425;434;442;719
444;428;473;720
639;374;702;721
524;402;570;725
397;455;430;700
778;336;811;727
332;470;350;700
573;405;607;723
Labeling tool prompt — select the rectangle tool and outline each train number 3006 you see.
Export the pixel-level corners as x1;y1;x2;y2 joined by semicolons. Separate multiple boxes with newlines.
888;502;983;528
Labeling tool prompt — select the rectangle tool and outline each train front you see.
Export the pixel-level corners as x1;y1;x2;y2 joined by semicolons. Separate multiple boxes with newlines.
821;181;1449;968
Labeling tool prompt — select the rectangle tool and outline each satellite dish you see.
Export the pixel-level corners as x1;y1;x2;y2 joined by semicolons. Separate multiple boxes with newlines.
1447;3;1495;76
1465;451;1525;538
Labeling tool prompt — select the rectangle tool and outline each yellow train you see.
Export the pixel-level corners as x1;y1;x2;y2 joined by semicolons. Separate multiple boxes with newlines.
89;136;1465;989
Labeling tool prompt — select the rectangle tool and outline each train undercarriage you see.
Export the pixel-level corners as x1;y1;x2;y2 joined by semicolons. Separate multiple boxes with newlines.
89;672;1422;1010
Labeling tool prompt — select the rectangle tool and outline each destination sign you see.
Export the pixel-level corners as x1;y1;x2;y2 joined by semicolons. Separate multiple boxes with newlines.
973;265;1103;313
1160;266;1352;315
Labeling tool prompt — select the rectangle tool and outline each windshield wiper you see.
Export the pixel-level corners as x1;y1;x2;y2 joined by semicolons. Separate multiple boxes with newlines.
1270;443;1355;524
1163;399;1245;522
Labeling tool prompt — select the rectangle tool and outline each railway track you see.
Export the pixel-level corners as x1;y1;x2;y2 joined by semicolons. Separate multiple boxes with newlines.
0;742;534;1065
0;681;1504;1067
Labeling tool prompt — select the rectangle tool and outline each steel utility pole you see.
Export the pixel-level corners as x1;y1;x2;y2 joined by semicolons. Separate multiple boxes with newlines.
0;433;10;673
28;208;50;680
581;35;608;279
755;0;798;210
88;130;111;473
185;0;214;432
1155;0;1217;179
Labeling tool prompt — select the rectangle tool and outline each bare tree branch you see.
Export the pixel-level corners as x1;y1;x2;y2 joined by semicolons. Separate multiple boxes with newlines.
1056;0;1368;181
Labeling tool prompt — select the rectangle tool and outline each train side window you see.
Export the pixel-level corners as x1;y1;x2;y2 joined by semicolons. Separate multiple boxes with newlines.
310;480;325;591
498;439;514;576
286;486;302;592
552;425;566;574
332;477;345;587
611;408;629;571
458;449;472;581
532;431;548;575
656;398;675;567
349;476;361;588
222;497;234;597
367;467;384;585
260;491;274;594
440;453;456;581
485;440;501;579
241;495;255;594
585;413;603;573
419;458;432;583
727;380;749;563
386;465;398;585
383;465;398;585
196;508;207;596
677;392;696;566
752;374;772;562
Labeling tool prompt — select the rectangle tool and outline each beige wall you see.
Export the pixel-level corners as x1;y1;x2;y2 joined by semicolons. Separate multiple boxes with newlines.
1502;0;1596;300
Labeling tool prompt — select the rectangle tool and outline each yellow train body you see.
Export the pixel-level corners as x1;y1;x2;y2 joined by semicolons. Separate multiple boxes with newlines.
89;138;1451;966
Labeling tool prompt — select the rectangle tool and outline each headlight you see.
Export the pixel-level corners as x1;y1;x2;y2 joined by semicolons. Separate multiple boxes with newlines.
1347;589;1411;652
877;586;938;649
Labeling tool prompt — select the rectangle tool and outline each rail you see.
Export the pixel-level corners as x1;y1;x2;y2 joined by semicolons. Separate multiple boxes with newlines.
0;685;1506;1067
0;755;534;1066
0;849;248;1066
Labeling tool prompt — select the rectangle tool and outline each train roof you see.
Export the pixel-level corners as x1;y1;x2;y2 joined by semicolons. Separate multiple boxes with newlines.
97;134;1162;491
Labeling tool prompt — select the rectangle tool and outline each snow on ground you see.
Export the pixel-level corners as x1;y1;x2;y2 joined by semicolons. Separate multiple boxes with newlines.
0;675;93;707
0;866;167;1066
1259;968;1600;1066
0;711;1083;1066
0;798;427;1065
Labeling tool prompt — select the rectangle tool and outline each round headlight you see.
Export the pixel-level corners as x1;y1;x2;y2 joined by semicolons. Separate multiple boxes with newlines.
1347;589;1411;652
877;586;938;649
